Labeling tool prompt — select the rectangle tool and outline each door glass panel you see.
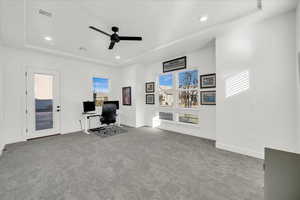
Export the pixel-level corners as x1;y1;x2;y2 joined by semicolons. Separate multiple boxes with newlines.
34;74;53;131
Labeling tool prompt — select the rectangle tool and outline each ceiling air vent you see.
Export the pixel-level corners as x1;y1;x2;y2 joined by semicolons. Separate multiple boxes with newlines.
39;9;52;17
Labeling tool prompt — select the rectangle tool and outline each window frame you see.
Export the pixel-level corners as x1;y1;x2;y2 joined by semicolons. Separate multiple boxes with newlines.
158;72;175;108
177;69;200;109
177;112;200;126
92;76;110;107
156;68;201;127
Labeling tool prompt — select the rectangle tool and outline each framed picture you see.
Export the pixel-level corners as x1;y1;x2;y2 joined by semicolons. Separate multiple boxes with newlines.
146;94;155;105
200;73;216;89
163;56;186;73
145;82;155;93
122;87;132;106
201;91;216;105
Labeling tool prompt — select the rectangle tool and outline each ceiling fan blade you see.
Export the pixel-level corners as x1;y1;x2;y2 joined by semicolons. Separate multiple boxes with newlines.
108;41;115;50
119;36;142;41
89;26;111;37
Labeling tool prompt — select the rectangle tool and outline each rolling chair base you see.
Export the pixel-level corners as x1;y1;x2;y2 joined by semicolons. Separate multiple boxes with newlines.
97;124;120;137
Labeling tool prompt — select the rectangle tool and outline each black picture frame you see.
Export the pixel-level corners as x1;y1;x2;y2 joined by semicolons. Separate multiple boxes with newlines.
163;56;187;73
145;82;155;93
122;87;132;106
146;94;155;105
201;91;216;105
200;73;216;89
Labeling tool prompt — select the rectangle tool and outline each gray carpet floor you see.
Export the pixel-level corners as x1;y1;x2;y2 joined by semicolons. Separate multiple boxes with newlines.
0;127;264;200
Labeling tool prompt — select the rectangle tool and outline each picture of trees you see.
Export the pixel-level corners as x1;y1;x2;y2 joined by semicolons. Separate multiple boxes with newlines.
179;90;198;108
178;70;199;108
179;70;198;89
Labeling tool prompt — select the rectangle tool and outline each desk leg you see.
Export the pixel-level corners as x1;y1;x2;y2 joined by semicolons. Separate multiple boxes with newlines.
84;117;90;134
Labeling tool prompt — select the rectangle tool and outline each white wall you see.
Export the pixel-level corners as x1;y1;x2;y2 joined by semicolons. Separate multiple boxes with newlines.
216;11;297;159
138;43;216;140
135;65;146;127
118;63;145;128
119;65;137;127
0;58;4;154
296;2;300;153
0;45;120;146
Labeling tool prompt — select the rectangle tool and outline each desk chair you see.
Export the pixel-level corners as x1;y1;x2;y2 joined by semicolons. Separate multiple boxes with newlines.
99;103;118;135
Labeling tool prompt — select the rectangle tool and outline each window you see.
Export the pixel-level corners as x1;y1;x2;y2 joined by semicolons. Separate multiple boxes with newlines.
179;70;198;89
93;77;109;106
178;113;199;124
156;69;203;126
34;74;53;130
159;112;173;121
178;70;199;108
178;90;198;108
159;74;174;106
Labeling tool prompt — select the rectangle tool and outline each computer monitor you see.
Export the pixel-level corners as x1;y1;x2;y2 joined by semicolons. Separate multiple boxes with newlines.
103;101;119;110
83;101;95;113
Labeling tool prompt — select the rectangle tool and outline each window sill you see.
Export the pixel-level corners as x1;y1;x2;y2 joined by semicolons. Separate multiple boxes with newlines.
177;107;200;111
159;119;200;127
176;121;200;127
159;119;177;124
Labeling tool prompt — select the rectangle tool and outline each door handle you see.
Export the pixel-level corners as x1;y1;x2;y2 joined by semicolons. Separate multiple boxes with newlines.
57;109;60;112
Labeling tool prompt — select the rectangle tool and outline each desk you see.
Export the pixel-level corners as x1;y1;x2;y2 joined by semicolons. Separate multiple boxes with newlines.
81;113;101;134
81;111;121;134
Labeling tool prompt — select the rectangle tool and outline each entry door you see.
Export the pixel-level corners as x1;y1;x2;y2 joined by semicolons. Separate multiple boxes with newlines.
26;69;60;139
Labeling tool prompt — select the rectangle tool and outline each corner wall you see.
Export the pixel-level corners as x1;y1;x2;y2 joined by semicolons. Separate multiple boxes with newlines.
296;2;300;153
216;11;297;159
118;64;146;128
0;56;4;154
119;65;137;127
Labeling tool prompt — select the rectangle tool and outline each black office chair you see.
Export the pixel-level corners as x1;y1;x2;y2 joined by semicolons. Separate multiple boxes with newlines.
99;103;117;135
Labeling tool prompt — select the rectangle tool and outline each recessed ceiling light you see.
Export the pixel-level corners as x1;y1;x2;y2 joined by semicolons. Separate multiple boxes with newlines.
115;55;121;60
44;36;52;41
200;15;208;22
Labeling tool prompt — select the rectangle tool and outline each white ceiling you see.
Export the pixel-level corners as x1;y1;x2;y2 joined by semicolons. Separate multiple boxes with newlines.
0;0;298;67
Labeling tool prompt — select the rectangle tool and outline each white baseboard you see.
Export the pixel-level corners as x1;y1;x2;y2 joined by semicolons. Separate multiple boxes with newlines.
158;125;216;141
135;125;146;128
216;142;264;159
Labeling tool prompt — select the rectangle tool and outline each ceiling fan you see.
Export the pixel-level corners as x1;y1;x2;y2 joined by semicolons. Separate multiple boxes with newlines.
89;26;142;50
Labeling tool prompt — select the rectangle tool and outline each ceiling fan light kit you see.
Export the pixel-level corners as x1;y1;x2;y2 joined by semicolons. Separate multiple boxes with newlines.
89;26;142;50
